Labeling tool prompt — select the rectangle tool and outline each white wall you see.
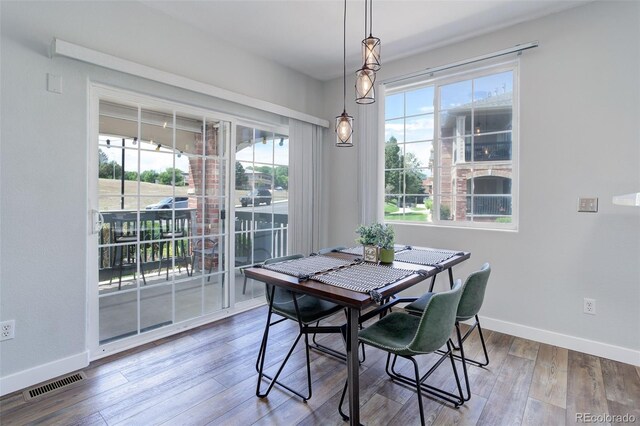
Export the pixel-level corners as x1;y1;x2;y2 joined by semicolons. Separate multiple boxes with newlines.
324;1;640;363
0;1;324;394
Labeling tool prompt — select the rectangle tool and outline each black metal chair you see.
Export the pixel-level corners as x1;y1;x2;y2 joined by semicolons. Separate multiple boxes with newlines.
109;213;146;290
255;254;346;402
190;238;218;281
405;263;491;401
312;245;368;362
158;211;191;279
338;281;465;425
241;248;272;294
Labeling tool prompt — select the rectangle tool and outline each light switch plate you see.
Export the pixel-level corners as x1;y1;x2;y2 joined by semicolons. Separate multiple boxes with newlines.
578;197;598;213
47;73;62;94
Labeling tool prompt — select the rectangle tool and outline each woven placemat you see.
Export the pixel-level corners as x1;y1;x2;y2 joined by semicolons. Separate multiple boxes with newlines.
262;255;355;279
394;248;463;266
311;263;415;294
338;244;409;256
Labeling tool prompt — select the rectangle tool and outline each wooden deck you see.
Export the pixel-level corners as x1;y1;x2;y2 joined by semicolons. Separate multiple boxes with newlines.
1;306;639;425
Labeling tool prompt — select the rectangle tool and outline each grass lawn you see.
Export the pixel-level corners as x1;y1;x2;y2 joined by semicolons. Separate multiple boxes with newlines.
99;178;289;210
384;202;399;214
385;202;430;222
385;212;430;222
99;179;190;210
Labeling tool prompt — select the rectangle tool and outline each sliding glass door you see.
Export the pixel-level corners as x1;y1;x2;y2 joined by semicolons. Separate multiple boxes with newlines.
95;98;230;346
234;125;289;301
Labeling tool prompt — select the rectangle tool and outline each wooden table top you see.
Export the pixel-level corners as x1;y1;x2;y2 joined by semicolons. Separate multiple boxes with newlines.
243;249;471;309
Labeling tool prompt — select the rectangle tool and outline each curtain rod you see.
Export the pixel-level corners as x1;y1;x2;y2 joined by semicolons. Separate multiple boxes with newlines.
381;41;538;85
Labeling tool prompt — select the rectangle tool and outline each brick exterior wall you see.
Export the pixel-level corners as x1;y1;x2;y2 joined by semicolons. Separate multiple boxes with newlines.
187;123;222;270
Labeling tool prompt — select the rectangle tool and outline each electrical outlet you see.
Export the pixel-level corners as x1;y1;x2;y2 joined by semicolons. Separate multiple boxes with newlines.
0;320;15;341
584;298;596;315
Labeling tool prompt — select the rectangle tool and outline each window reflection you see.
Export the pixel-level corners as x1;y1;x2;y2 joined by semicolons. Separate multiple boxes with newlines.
234;126;289;302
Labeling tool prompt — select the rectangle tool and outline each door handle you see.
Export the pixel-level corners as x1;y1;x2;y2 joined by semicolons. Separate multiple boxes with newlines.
91;209;104;234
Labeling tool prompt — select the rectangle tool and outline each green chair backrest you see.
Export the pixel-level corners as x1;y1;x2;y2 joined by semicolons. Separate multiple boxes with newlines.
457;263;491;322
264;254;305;305
317;246;347;255
408;280;463;354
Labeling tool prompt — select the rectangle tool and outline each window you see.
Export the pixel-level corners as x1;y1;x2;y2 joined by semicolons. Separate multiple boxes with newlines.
383;63;517;229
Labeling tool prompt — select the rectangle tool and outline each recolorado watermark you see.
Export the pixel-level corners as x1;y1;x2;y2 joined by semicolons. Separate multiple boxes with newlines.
576;413;636;423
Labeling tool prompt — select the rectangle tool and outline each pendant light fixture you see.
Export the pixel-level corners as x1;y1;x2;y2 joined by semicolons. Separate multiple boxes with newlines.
355;0;378;104
336;0;354;147
362;0;381;72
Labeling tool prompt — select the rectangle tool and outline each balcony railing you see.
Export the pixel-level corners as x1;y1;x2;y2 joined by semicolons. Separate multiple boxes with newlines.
234;211;288;266
465;195;512;216
98;209;289;282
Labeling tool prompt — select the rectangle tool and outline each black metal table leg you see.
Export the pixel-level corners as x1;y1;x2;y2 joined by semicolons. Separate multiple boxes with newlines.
347;307;360;426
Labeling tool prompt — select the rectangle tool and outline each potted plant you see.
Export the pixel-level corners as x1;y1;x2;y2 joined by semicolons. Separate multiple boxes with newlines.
376;223;395;264
355;223;395;263
355;223;379;262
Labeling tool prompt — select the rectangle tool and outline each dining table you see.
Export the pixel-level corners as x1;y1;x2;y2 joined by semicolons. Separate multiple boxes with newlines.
244;246;471;426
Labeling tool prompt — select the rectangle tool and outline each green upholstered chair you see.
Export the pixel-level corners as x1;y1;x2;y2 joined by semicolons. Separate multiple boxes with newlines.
317;245;347;255
405;262;491;401
339;281;464;425
255;254;345;402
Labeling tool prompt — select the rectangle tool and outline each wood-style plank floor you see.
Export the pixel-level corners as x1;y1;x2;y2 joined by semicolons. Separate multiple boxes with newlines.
1;305;639;425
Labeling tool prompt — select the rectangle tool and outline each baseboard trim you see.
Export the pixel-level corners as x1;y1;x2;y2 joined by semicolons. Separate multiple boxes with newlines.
0;351;89;397
478;315;640;366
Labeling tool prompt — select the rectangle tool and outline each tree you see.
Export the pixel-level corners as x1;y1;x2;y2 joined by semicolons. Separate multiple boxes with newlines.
255;165;273;175
235;162;248;189
385;136;426;204
99;161;121;179
404;152;427;196
274;166;288;189
98;149;109;165
157;168;184;186
140;170;159;183
124;171;138;181
385;137;403;195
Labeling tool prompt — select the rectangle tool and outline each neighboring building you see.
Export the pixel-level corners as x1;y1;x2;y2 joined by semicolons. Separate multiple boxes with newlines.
245;169;273;190
440;91;513;222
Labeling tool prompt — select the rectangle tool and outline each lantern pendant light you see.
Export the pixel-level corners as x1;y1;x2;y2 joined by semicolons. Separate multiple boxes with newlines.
336;0;354;147
355;65;376;104
355;0;379;104
362;0;381;71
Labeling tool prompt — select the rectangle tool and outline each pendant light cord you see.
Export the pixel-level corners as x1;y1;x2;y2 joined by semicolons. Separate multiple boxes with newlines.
369;0;373;37
343;0;347;112
364;0;368;38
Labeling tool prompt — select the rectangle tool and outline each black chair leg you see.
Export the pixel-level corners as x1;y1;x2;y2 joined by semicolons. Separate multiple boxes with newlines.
455;323;471;401
117;245;124;290
409;356;426;426
451;317;490;368
476;316;490;366
137;249;147;286
449;337;460;350
256;320;310;401
447;340;465;405
337;379;349;421
386;351;463;407
255;288;312;402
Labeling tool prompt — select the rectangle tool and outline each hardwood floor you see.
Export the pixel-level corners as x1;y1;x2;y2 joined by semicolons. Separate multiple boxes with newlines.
1;306;639;425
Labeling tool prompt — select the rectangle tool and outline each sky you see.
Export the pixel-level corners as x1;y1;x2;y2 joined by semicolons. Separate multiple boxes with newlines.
99;136;290;177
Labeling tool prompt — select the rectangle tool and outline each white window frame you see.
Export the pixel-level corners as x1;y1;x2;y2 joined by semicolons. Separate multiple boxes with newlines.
380;60;519;231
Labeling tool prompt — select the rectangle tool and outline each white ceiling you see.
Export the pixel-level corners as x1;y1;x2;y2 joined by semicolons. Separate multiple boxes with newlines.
141;0;589;81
